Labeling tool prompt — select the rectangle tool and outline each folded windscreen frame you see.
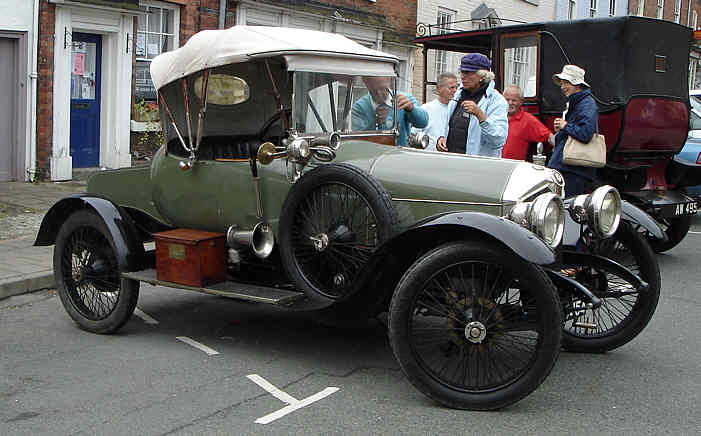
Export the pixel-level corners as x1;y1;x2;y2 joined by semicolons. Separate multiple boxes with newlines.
157;58;292;158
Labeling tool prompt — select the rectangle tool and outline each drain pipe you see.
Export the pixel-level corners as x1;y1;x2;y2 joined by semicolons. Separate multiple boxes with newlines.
28;0;40;181
219;0;226;29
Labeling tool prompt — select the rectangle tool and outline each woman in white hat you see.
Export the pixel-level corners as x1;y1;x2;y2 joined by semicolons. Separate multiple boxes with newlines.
549;64;598;197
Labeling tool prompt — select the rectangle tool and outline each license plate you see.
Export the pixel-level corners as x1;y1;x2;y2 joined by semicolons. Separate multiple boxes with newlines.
666;201;699;217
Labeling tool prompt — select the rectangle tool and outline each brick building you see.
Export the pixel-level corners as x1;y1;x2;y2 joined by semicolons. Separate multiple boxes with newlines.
33;0;419;181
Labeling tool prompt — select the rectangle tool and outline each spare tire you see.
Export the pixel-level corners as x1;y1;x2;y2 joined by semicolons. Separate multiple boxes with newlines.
278;163;398;306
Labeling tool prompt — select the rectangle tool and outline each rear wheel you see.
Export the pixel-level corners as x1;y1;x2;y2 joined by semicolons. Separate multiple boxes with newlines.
562;223;660;352
388;241;562;410
53;210;139;334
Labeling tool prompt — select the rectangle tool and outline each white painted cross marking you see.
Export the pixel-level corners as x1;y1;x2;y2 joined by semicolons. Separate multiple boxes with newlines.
134;308;159;324
246;373;339;424
176;336;220;355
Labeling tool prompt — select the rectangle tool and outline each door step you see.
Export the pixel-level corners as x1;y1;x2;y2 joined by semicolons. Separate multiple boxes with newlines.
122;269;304;306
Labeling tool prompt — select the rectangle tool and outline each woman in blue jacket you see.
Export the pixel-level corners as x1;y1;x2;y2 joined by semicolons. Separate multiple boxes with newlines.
549;65;598;197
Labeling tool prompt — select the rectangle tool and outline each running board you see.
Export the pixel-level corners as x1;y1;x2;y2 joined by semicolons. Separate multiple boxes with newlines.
122;269;304;306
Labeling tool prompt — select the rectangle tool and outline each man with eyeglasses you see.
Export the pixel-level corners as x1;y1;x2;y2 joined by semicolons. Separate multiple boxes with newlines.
351;76;428;146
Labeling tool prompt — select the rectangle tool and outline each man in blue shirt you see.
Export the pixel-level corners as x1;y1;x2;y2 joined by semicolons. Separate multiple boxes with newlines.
436;53;508;157
351;76;428;146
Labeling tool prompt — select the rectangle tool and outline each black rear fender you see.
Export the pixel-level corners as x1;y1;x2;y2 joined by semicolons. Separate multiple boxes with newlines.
34;195;145;272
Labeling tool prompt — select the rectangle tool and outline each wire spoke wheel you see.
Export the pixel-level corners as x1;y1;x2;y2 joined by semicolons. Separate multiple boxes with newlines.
561;223;660;352
60;226;121;320
409;261;541;392
54;210;139;334
644;215;691;253
290;182;378;298
279;164;398;306
389;241;561;410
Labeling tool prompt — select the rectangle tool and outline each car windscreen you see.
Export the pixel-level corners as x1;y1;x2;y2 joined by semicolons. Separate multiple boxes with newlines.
293;71;397;135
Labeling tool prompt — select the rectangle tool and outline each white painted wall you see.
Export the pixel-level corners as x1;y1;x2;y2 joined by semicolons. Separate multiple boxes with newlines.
555;0;629;20
0;1;33;31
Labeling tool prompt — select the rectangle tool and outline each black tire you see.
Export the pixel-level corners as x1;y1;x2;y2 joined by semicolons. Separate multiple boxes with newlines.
562;223;660;352
279;163;398;305
53;209;139;334
388;241;562;411
646;215;691;253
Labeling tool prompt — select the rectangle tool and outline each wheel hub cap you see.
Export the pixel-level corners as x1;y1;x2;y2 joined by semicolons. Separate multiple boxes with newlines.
309;233;329;252
465;321;487;344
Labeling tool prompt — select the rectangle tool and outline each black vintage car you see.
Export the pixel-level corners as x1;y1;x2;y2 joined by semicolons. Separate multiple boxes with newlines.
415;15;699;252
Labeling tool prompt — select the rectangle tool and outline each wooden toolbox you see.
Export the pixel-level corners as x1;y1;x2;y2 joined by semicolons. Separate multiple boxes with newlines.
153;229;226;287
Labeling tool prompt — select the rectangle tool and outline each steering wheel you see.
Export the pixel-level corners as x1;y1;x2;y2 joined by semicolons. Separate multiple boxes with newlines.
258;108;292;142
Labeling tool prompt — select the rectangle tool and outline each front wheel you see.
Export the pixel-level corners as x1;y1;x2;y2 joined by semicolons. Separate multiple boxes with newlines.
562;222;660;352
646;215;691;253
388;241;562;410
53;210;139;334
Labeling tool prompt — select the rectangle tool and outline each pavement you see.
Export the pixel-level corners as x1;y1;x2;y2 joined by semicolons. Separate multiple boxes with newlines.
0;180;88;300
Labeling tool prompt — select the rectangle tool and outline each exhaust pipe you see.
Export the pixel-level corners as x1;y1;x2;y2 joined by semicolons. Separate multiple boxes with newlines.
227;222;275;259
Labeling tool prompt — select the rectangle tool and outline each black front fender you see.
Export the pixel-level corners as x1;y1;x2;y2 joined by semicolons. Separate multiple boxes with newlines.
620;199;667;241
559;250;649;292
380;211;555;266
34;195;144;272
339;211;556;318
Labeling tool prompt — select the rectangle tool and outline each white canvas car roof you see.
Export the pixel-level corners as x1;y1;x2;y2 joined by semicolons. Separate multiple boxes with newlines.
150;26;399;90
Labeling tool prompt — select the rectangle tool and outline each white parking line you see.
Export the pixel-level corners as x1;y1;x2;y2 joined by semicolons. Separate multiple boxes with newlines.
247;374;298;404
176;336;220;355
134;308;159;324
247;373;339;424
688;231;701;234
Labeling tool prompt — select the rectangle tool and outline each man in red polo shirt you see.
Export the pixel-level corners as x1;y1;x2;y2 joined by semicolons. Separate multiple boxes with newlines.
502;85;554;160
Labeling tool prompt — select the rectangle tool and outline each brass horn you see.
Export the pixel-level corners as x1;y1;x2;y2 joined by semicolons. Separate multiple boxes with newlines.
226;222;275;259
257;142;284;165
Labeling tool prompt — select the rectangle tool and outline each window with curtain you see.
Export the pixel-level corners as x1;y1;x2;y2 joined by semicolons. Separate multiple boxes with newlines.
434;9;455;76
135;3;178;101
674;0;681;23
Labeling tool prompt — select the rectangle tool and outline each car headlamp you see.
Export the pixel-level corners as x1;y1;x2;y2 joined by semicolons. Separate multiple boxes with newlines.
508;193;564;248
288;138;310;160
529;193;565;248
585;185;621;238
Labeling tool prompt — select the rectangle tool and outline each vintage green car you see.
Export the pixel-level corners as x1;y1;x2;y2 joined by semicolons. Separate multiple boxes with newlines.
35;26;659;411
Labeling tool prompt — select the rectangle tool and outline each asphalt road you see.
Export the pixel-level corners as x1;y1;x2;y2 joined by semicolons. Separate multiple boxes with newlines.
2;219;701;436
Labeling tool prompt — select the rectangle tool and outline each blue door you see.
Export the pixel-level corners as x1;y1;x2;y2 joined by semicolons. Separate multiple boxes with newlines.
70;32;102;168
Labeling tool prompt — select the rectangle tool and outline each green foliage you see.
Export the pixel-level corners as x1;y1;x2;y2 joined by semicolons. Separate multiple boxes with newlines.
133;99;164;158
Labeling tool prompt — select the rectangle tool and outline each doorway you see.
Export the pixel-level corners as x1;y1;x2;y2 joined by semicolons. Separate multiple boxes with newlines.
0;37;17;181
70;32;102;168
